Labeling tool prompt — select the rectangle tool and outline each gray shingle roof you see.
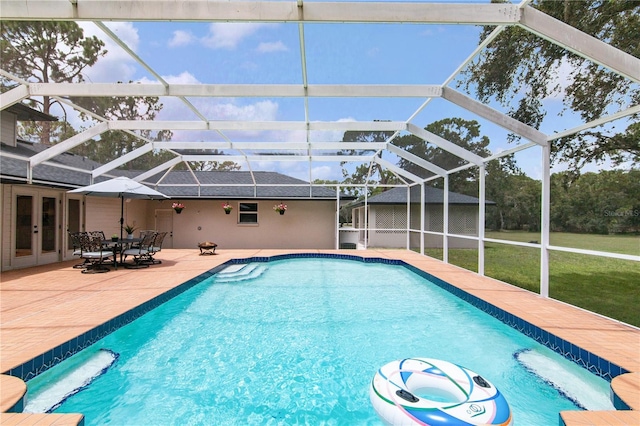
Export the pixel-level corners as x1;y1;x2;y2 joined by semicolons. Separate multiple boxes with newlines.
5;103;58;121
1;141;102;187
150;171;339;199
1;141;346;199
350;186;494;206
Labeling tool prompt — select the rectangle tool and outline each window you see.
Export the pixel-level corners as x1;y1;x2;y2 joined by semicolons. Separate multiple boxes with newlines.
239;202;258;223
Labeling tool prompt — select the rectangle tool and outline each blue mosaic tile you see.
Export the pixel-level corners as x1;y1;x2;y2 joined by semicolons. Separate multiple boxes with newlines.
610;364;622;378
42;349;53;366
579;348;588;363
6;394;24;413
612;390;631;410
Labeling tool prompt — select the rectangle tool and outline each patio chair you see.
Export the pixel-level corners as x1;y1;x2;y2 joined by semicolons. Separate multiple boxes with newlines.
130;230;155;250
78;233;115;274
138;229;156;239
89;230;106;240
147;232;167;264
69;231;91;269
122;231;156;268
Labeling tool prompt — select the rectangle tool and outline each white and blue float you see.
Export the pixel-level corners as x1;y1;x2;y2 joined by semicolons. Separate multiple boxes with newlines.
370;358;512;426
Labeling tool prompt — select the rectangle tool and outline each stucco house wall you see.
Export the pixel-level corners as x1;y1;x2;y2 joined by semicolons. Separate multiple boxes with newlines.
168;199;336;249
84;197;152;239
83;197;337;250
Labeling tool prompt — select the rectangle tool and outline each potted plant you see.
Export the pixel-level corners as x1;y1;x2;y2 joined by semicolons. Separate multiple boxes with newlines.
111;234;119;242
172;202;185;214
123;224;137;239
273;203;287;215
222;202;233;214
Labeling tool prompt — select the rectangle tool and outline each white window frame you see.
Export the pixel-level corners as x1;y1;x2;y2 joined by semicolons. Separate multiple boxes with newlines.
238;202;259;225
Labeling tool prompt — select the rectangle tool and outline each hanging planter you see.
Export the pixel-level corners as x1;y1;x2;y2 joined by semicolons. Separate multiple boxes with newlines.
274;203;287;215
222;202;233;215
172;202;185;214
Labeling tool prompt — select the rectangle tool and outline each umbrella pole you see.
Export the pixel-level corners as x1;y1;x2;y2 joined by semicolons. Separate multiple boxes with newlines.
120;196;124;241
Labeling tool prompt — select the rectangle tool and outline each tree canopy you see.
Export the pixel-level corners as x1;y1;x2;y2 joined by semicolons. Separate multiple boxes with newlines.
1;21;106;144
339;127;400;198
461;0;639;171
71;87;175;169
394;118;492;195
1;21;242;172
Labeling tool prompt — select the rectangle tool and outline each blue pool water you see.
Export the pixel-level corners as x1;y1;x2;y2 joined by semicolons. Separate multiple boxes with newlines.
26;258;613;424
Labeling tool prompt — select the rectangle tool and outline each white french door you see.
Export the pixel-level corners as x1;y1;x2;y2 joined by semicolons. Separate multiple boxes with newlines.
12;187;61;268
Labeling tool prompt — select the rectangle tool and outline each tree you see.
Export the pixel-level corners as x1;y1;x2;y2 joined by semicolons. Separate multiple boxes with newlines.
71;89;174;169
188;149;242;171
483;155;545;232
394;118;491;195
18;120;78;145
461;0;640;171
1;21;106;144
550;169;640;234
339;127;400;198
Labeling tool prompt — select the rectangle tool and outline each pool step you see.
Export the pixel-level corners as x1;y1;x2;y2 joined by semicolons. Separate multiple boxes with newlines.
514;348;614;411
24;349;118;413
215;263;266;283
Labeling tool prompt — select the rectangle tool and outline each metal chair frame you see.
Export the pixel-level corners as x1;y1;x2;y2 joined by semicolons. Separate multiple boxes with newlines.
147;232;167;264
122;232;156;268
78;233;114;274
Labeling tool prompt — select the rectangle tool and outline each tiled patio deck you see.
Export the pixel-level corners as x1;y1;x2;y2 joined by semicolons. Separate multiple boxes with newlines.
1;249;638;425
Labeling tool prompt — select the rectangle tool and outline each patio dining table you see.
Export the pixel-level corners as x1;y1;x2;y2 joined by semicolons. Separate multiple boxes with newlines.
102;238;142;269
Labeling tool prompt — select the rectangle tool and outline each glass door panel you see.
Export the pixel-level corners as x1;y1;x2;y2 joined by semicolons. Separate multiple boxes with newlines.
67;198;81;248
16;195;33;257
42;197;56;253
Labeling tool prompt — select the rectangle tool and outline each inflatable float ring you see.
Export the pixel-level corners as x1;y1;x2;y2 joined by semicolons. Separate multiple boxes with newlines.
370;357;512;425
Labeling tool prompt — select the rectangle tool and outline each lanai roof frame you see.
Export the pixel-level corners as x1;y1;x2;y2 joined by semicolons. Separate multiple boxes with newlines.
1;0;638;187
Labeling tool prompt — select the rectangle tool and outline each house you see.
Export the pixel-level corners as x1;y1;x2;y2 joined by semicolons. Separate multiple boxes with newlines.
348;186;494;249
0;143;352;271
0;106;354;271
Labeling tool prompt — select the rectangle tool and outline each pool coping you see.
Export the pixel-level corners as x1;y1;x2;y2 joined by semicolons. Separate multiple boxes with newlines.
1;249;638;425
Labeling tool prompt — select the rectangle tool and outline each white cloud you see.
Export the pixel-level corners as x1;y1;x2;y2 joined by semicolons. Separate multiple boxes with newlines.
157;87;280;137
256;41;288;53
309;117;356;142
168;30;196;48
201;23;269;50
206;100;279;121
156;71;201;85
80;22;139;83
311;165;338;180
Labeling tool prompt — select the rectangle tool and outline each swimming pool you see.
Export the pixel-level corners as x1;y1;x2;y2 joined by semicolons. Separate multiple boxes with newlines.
25;257;614;424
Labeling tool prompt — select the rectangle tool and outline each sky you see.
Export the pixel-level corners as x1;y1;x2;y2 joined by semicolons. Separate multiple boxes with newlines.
46;10;634;183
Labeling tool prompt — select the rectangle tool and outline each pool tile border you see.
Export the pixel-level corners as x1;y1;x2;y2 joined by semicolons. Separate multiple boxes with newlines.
9;253;627;388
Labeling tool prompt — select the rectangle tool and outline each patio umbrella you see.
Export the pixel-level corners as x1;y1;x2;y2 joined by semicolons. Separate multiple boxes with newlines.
69;176;169;240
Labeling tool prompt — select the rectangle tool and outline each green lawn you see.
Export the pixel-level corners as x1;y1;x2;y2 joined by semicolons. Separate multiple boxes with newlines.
485;230;640;255
424;232;640;327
